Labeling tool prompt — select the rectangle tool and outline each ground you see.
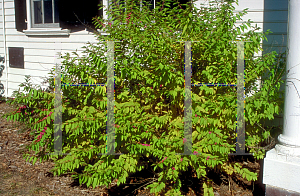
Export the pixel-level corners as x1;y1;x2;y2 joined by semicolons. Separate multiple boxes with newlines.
0;99;270;196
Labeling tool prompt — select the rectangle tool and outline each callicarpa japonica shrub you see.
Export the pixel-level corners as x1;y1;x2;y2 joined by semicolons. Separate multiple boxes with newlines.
3;0;286;195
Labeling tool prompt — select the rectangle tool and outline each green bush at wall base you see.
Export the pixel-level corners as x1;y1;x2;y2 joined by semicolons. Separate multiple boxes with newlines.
3;0;286;195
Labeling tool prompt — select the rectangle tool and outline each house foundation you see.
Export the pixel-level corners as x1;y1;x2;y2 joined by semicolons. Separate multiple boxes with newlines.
266;184;300;196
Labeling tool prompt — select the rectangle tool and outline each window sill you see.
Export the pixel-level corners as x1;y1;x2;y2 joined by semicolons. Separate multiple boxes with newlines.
97;29;110;36
95;29;182;41
23;28;71;37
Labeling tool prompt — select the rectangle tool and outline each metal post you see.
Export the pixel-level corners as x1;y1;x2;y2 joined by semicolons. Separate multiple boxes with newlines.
2;0;8;100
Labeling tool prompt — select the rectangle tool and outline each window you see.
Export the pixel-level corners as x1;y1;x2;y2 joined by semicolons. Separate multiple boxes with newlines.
16;0;102;33
116;0;188;11
17;0;187;34
137;0;155;11
109;0;155;22
31;0;60;28
58;0;102;31
113;0;189;21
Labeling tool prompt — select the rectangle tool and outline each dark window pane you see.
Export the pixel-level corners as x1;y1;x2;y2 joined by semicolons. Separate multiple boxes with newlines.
153;0;188;19
44;0;53;23
136;0;141;10
54;0;59;23
119;0;126;13
142;0;154;10
34;1;42;24
58;0;101;31
149;0;155;10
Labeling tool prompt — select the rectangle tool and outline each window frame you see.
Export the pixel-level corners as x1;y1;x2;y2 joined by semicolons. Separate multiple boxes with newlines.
111;0;188;26
111;0;156;26
30;0;60;28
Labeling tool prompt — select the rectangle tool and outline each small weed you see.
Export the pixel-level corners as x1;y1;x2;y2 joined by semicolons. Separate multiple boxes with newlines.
30;187;45;195
3;174;12;179
10;182;17;190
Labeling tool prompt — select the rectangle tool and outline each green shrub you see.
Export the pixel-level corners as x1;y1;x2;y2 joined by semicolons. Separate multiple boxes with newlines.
3;0;286;195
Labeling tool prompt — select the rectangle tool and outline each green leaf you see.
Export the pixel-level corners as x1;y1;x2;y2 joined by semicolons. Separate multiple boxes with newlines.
87;177;92;187
242;172;246;178
93;178;97;189
124;107;129;114
32;157;38;165
159;63;163;70
182;24;188;36
29;156;34;163
241;25;244;32
275;105;279;114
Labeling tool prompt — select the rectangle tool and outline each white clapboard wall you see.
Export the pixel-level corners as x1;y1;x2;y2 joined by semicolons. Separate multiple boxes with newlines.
194;0;287;127
194;0;265;99
195;0;288;54
0;0;100;98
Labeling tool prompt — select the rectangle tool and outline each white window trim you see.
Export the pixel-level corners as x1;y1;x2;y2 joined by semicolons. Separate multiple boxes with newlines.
104;0;156;22
23;0;70;36
23;28;71;36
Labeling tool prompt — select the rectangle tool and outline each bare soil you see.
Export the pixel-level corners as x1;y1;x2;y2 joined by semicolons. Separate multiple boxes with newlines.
0;98;270;196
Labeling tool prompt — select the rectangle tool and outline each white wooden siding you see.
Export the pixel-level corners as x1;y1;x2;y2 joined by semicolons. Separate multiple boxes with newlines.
195;0;265;57
194;0;265;99
0;0;101;97
194;0;286;128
